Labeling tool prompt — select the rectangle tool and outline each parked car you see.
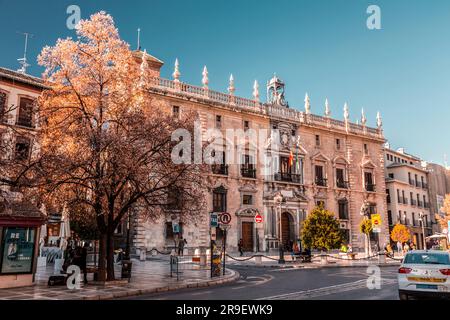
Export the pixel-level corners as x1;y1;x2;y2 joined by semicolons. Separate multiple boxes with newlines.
398;250;450;300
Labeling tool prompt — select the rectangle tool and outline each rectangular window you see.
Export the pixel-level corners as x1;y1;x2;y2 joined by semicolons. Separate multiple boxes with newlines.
17;97;34;127
336;139;341;150
364;144;369;155
336;168;346;188
215;115;222;128
243;120;250;131
213;188;227;212
364;172;374;191
315;165;326;186
0;92;7;122
165;222;174;239
242;194;253;205
15;137;30;161
412;212;416;226
315;135;320;147
338;200;349;220
172;106;180;119
386;189;391;204
167;187;182;210
388;173;394;179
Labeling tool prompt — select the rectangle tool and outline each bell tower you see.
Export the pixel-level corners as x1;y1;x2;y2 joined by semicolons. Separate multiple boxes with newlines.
267;74;288;107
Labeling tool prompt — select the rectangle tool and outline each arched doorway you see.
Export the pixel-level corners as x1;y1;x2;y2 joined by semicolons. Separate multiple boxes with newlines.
281;212;294;248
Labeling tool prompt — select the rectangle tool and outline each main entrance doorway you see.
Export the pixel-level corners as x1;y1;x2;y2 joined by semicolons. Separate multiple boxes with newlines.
281;212;293;248
241;222;254;251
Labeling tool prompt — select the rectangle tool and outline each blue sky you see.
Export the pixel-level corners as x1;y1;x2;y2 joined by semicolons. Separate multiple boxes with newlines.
1;0;449;165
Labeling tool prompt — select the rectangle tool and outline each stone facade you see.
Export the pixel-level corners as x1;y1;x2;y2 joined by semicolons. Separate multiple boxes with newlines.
426;162;450;233
384;148;433;249
133;51;389;254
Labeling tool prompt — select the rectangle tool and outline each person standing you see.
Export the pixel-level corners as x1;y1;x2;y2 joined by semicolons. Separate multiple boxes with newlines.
238;238;244;257
397;241;402;255
178;236;187;256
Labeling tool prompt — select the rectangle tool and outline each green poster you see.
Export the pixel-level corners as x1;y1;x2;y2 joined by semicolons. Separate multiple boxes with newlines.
1;227;36;274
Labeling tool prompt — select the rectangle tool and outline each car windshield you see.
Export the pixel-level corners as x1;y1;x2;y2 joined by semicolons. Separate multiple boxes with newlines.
404;253;450;265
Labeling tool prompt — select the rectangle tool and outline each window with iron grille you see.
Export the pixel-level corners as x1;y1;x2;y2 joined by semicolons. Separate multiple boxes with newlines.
15;137;30;161
213;187;227;212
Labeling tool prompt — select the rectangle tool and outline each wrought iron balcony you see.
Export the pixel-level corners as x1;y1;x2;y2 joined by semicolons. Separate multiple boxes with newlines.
417;200;423;208
365;184;376;192
315;177;328;187
415;181;422;188
409;179;415;186
241;167;256;179
422;182;428;189
403;198;408;205
274;172;303;184
411;199;417;206
211;164;228;176
424;202;430;208
336;180;349;189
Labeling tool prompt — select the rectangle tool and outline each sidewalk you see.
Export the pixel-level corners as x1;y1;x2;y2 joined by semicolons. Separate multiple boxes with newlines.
0;258;239;300
226;252;402;269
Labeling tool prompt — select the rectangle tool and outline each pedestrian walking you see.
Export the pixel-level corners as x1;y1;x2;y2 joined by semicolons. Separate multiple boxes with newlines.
238;238;244;257
397;241;402;255
403;242;410;254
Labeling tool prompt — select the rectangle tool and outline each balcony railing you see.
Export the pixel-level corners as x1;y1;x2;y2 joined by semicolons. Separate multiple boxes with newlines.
241;167;256;179
147;76;384;140
417;200;423;208
422;182;428;189
365;184;376;192
424;202;430;208
274;172;303;184
315;177;328;187
211;164;228;176
398;197;403;204
415;181;422;188
336;180;349;189
411;199;417;206
409;179;415;186
403;198;408;205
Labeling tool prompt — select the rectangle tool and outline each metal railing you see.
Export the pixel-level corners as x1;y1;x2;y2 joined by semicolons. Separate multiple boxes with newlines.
274;172;303;184
147;76;383;139
211;164;228;176
315;177;328;187
336;181;349;189
365;184;376;192
241;167;256;178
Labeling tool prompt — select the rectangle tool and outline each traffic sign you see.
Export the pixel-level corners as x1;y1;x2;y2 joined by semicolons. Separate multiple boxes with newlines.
210;213;218;228
255;214;263;224
219;212;232;225
371;214;381;233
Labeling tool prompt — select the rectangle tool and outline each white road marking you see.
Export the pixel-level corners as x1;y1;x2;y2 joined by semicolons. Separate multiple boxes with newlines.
256;278;397;300
231;274;274;290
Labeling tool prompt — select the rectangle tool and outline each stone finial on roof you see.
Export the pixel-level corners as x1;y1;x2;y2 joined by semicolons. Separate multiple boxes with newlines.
361;108;367;126
343;102;349;121
324;98;331;117
139;49;149;87
253;80;260;102
202;66;209;89
304;93;310;114
376;111;383;129
173;58;180;82
228;74;235;95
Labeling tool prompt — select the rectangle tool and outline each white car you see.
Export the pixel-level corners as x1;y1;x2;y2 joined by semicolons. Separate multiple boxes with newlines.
398;250;450;300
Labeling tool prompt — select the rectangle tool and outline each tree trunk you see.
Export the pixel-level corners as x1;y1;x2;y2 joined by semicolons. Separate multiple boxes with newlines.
106;230;115;281
97;233;107;282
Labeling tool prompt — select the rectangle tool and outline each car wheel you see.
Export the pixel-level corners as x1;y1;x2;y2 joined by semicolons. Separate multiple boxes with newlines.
399;292;409;301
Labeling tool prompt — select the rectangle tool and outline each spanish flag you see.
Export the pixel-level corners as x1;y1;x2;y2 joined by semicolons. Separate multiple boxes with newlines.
288;150;294;167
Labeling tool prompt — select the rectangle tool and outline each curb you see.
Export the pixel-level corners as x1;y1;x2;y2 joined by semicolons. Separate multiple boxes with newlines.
228;262;401;269
86;268;240;300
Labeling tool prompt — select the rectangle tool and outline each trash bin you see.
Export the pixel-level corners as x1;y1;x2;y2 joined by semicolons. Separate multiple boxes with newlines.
121;260;133;280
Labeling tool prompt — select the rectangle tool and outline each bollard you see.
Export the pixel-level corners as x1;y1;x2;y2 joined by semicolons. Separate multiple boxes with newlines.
320;253;327;265
200;252;207;266
255;255;262;265
140;249;146;261
151;249;157;256
378;253;386;264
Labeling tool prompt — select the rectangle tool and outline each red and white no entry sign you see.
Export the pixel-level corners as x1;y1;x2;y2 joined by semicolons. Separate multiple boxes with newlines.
255;214;263;224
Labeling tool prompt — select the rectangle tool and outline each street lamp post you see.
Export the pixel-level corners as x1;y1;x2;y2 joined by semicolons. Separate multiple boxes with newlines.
274;194;285;264
419;212;426;250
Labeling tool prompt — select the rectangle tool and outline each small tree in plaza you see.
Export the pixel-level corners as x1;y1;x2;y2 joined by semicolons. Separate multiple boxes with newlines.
301;205;344;252
359;218;373;257
390;223;411;245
